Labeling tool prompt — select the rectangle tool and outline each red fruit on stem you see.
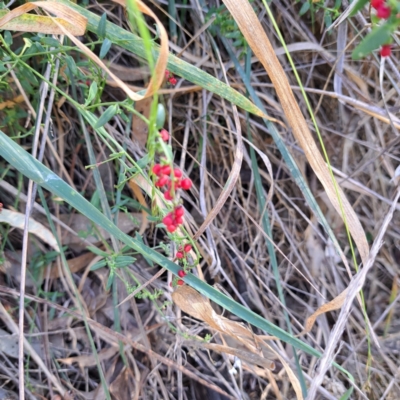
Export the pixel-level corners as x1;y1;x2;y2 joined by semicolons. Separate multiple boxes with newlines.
155;176;169;187
174;168;183;178
175;216;183;225
380;44;392;57
371;0;384;9
177;279;184;286
184;244;192;253
165;70;170;78
180;178;192;190
169;77;177;85
175;206;184;218
163;213;174;226
161;165;171;175
176;252;184;259
376;4;391;18
164;191;173;201
160;129;169;142
167;224;177;233
178;270;186;277
152;164;162;176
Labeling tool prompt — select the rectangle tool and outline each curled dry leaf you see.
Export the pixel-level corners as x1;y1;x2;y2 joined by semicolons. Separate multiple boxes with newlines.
172;285;303;399
0;209;59;251
0;2;86;36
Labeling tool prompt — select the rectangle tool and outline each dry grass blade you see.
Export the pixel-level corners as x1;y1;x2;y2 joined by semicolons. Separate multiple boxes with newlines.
0;2;86;36
306;187;400;399
221;0;369;265
172;285;303;399
112;0;169;97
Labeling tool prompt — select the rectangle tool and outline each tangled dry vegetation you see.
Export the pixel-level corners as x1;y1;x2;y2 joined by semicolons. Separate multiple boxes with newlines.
0;0;399;399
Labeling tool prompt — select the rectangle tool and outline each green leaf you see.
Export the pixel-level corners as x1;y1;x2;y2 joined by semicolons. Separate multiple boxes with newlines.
155;103;166;130
114;256;136;268
90;260;107;270
352;22;395;60
94;104;118;128
4;31;12;47
99;38;112;59
349;0;369;17
40;37;60;47
65;54;77;76
98;12;107;40
299;2;310;16
105;271;114;290
87;246;109;257
85;81;98;106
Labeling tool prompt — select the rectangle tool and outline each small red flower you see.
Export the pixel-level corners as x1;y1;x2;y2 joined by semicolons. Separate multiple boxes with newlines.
174;168;183;178
180;178;192;190
184;244;192;253
164;191;173;201
161;165;171;175
160;129;169;142
178;270;186;277
380;44;392;57
152;164;162;176
168;76;177;85
376;4;391;19
176;252;184;259
167;224;177;233
177;279;184;286
175;206;184;218
371;0;384;9
155;176;169;187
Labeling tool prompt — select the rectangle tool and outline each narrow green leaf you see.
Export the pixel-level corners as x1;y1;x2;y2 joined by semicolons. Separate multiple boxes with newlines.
352;23;394;60
85;81;98;106
349;0;370;17
4;31;12;47
98;12;107;40
155;103;166;130
87;246;109;257
90;260;107;271
94;104;118;128
114;256;136;268
299;2;310;16
65;54;77;76
99;38;112;59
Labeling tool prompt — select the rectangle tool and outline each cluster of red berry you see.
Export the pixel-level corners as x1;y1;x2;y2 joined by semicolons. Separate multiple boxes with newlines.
371;0;393;57
161;205;185;233
152;164;193;204
165;70;177;86
172;246;192;286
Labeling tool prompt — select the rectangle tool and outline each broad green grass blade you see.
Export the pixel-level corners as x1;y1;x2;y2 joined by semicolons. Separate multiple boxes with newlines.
0;129;355;385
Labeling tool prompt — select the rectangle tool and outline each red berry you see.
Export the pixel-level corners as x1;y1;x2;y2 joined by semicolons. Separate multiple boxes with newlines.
376;4;391;18
180;178;192;190
175;206;184;218
167;224;177;233
163;213;173;226
165;70;170;78
371;0;384;9
176;252;184;259
160;129;169;142
175;216;183;225
380;44;392;57
164;191;173;201
178;270;186;277
174;168;183;178
184;244;192;253
177;279;184;286
152;164;162;176
169;77;177;85
155;176;169;187
161;165;171;175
